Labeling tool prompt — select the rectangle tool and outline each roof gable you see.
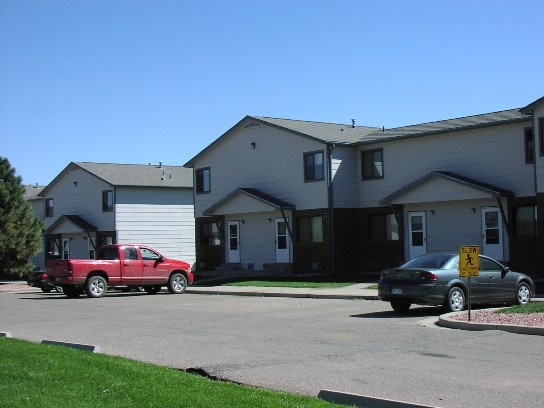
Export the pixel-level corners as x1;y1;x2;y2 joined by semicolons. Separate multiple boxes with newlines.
44;214;97;234
40;162;193;197
204;188;295;216
380;171;513;205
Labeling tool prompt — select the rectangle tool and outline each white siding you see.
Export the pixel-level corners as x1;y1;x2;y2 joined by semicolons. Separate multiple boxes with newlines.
403;198;509;261
193;125;329;217
115;187;195;264
42;168;114;231
360;122;534;208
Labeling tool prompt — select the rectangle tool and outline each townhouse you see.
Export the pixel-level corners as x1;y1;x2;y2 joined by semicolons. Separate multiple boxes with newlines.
185;96;544;281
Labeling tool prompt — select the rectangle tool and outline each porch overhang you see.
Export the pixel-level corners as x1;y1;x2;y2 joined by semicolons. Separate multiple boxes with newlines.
379;171;514;205
203;188;296;216
45;215;98;235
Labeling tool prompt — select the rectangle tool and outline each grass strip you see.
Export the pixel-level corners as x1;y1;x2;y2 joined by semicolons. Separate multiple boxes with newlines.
0;338;345;408
497;301;544;314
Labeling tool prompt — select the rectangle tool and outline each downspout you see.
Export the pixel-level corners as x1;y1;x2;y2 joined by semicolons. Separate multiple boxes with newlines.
327;143;335;274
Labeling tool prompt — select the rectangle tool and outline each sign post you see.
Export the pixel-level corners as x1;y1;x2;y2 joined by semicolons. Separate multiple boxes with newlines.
459;245;479;321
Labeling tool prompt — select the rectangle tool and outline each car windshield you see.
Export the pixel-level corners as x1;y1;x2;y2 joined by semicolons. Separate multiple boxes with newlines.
401;254;456;269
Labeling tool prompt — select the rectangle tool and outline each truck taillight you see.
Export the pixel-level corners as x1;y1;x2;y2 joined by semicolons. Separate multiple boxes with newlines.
66;264;73;275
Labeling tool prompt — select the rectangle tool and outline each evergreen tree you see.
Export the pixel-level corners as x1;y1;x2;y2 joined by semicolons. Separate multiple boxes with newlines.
0;157;44;278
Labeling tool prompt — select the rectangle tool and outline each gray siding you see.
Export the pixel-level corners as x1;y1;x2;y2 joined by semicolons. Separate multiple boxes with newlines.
360;122;534;208
193;125;329;217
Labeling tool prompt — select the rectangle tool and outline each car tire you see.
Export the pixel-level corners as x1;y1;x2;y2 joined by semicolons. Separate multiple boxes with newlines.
515;282;531;305
167;273;188;294
54;285;63;293
144;285;161;294
85;275;108;298
444;287;465;312
390;301;411;312
63;285;82;298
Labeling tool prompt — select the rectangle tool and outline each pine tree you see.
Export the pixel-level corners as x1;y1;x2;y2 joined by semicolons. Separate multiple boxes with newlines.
0;157;44;278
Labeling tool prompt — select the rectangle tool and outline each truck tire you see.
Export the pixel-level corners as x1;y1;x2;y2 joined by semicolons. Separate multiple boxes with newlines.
63;285;82;298
168;273;188;294
85;275;108;298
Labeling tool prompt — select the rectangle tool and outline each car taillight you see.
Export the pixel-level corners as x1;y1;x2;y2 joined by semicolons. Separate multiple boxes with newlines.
40;273;48;280
419;271;438;282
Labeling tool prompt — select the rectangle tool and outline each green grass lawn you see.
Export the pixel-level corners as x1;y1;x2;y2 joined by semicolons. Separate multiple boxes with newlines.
222;275;365;288
0;338;345;408
498;301;544;314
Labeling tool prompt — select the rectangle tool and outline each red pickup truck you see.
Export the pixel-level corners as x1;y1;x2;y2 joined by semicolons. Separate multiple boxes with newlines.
46;244;193;298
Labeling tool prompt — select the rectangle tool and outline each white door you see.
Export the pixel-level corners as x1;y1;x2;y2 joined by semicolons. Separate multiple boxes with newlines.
481;207;503;260
408;212;427;259
227;221;240;263
62;238;70;260
275;218;290;263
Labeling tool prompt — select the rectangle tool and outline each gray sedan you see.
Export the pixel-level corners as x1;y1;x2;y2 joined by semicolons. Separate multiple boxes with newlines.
378;253;535;312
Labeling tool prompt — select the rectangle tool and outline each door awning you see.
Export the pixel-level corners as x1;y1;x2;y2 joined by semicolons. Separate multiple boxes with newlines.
379;171;513;205
45;215;98;235
203;188;295;216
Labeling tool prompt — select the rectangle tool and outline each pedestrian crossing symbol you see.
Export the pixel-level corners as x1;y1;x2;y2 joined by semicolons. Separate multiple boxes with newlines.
459;245;479;277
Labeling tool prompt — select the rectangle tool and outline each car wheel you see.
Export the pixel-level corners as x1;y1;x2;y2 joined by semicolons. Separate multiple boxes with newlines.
63;285;82;298
515;282;531;305
145;285;161;294
85;275;108;298
390;301;411;312
444;287;465;312
54;285;63;293
41;287;53;293
167;273;188;294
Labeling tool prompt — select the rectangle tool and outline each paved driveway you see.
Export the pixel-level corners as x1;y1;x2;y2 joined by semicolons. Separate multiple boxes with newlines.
1;289;543;407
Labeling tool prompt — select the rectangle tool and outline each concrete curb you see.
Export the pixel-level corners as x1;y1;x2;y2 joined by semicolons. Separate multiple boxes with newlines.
438;310;544;336
1;332;13;337
318;389;440;408
41;340;101;353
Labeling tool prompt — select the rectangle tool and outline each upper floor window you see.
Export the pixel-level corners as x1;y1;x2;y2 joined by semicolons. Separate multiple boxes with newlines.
298;216;323;243
514;205;537;237
304;151;324;182
368;214;399;241
102;190;113;212
196;168;210;193
538;118;544;156
361;148;384;180
524;127;534;164
45;198;54;217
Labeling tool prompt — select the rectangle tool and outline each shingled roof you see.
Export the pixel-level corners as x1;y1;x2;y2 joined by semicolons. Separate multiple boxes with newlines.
40;162;193;196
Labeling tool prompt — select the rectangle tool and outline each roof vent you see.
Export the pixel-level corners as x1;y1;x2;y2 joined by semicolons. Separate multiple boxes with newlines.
351;119;356;128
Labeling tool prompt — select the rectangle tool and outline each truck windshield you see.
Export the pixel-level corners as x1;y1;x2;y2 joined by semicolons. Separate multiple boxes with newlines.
96;247;119;260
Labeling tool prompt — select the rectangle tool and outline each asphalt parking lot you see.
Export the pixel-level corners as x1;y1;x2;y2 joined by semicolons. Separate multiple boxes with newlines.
2;288;544;408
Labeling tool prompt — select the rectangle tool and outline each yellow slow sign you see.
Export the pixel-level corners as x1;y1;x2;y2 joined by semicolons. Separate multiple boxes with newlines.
459;245;479;277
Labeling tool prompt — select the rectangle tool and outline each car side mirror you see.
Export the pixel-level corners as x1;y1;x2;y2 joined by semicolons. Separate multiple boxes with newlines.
157;255;164;263
502;266;510;273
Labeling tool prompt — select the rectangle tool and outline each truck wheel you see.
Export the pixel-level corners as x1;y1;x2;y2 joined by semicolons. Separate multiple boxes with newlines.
145;285;161;294
168;273;188;294
63;286;81;298
85;275;108;298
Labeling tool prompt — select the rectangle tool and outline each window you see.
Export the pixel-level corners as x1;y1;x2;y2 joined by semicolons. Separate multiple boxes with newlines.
368;214;399;241
196;168;210;193
514;206;537;237
524;127;534;164
361;149;383;180
102;190;113;212
298;216;323;243
304;151;324;182
200;222;221;246
140;247;160;261
45;198;54;217
538;118;544;156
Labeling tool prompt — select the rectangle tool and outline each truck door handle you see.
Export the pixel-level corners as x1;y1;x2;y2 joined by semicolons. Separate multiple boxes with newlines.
123;263;130;266
144;263;150;267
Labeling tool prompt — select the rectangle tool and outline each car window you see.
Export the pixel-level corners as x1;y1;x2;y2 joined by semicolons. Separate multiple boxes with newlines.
479;256;502;271
96;247;119;260
403;254;454;269
140;247;160;261
123;247;139;261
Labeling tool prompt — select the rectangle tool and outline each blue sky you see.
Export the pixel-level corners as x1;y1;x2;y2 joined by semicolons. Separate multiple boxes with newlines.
1;0;543;186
